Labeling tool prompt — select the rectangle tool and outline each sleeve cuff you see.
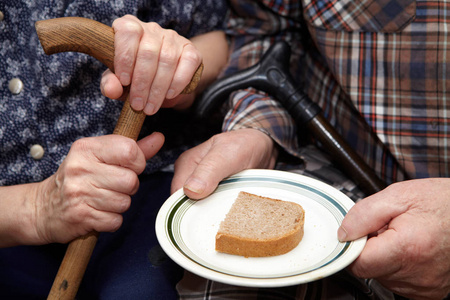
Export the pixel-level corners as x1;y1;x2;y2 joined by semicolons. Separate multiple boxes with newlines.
222;88;300;158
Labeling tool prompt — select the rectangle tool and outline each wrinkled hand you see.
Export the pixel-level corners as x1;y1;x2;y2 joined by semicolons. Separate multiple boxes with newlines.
171;128;278;199
100;15;202;114
338;178;450;300
33;133;164;244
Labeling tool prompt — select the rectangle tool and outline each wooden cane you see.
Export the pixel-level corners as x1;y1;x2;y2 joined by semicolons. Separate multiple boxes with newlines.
35;17;203;299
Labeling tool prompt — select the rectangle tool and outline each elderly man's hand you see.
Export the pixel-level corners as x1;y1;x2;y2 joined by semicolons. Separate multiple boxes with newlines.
171;128;278;199
338;178;450;300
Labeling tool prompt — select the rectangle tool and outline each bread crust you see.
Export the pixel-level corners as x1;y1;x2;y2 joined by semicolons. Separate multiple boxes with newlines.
215;192;305;257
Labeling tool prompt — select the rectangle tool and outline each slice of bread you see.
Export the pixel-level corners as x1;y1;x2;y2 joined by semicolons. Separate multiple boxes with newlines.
215;191;305;257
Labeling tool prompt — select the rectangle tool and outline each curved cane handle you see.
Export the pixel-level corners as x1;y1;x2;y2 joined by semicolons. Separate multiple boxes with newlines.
36;17;203;139
35;17;203;93
35;17;202;299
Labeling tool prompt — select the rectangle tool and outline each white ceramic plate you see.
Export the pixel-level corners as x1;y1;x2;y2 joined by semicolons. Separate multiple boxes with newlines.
155;169;366;287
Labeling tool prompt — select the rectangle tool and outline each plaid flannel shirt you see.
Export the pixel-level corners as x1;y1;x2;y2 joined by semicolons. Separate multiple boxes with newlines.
221;0;450;184
180;0;449;298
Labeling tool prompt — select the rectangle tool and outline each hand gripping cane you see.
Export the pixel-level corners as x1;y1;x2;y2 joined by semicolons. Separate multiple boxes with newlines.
35;17;203;299
196;40;386;196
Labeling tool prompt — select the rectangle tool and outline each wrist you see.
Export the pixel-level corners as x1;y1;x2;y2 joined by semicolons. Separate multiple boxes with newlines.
0;183;34;246
222;91;300;159
0;179;51;247
251;128;279;169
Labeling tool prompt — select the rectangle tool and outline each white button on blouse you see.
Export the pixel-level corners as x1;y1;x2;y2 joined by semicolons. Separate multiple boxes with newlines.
30;144;45;160
8;78;24;95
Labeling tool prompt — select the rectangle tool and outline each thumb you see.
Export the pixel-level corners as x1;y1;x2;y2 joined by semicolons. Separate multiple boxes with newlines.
100;68;124;100
173;143;240;200
137;132;165;161
337;187;406;241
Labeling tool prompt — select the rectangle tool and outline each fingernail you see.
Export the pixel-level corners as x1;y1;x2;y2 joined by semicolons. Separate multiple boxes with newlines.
144;102;155;115
166;88;175;99
184;177;206;194
120;72;131;86
131;97;144;111
337;226;348;242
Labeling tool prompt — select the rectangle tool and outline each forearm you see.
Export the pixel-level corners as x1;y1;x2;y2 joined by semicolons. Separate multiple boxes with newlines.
0;181;44;247
169;31;228;110
190;31;228;95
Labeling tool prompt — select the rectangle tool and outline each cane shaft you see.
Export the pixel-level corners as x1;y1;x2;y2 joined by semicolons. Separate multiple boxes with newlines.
307;115;386;194
36;16;201;300
47;233;98;299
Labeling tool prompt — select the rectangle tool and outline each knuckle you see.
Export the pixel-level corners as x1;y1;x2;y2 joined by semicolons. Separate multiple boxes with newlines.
121;170;139;193
119;138;139;161
96;214;123;233
62;181;83;199
60;165;89;194
209;134;239;160
138;41;159;61
111;194;132;213
159;48;178;66
70;138;100;161
182;46;202;65
131;78;150;93
114;17;143;36
118;196;132;212
111;17;124;29
150;86;163;98
164;28;178;38
108;215;123;232
197;157;219;174
146;22;162;33
173;151;191;169
117;50;134;69
71;138;91;153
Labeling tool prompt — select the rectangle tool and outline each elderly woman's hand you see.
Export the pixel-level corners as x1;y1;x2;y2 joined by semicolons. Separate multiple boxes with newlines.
0;133;164;247
101;15;202;115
